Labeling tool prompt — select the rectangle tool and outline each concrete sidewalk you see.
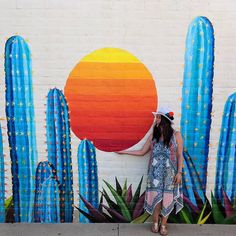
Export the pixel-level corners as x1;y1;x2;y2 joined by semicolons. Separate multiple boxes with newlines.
0;223;235;236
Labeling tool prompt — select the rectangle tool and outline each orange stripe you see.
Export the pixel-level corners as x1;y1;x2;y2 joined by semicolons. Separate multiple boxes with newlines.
65;79;157;96
68;62;152;80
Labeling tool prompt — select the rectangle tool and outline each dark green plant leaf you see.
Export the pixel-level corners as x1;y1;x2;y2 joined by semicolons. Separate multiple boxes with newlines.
122;178;128;198
222;214;236;224
178;206;193;223
102;188;120;213
103;180;132;221
131;212;150;223
98;192;103;213
115;177;122;196
211;191;225;224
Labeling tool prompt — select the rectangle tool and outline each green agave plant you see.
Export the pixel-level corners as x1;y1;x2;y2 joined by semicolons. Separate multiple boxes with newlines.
169;189;236;224
75;177;150;223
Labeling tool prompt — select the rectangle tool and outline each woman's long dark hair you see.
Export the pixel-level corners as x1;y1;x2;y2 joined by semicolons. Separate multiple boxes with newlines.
152;115;174;147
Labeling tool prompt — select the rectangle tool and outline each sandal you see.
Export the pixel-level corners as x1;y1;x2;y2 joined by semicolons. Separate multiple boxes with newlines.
151;222;159;233
151;216;161;233
160;224;168;235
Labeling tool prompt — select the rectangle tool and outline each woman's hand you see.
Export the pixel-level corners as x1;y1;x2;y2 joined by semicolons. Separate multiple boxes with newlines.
174;172;182;184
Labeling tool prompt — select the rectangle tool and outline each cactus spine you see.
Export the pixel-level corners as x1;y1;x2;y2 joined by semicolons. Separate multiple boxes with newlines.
181;17;214;201
0;123;5;222
77;139;98;223
5;35;38;222
46;88;74;222
34;161;58;222
215;93;236;202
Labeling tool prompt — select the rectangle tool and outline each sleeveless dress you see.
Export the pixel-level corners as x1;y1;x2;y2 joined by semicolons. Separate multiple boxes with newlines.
144;133;183;217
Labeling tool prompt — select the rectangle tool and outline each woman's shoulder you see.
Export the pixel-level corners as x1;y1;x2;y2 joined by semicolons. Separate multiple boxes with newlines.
173;130;182;140
173;130;180;135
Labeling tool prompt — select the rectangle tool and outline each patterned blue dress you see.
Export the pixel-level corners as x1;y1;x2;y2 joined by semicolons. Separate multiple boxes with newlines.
144;134;183;217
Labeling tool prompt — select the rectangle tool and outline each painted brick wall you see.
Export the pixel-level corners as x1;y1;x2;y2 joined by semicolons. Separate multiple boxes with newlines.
0;0;236;222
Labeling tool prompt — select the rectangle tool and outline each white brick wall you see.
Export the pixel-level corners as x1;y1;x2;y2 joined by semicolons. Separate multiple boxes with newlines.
0;0;236;220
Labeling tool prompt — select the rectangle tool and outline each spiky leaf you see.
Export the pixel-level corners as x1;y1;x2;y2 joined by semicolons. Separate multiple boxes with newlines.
131;212;150;223
103;180;131;221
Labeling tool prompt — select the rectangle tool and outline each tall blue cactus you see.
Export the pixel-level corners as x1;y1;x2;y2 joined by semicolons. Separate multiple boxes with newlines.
215;93;236;203
46;88;74;222
181;16;214;202
77;139;98;223
34;161;57;222
5;35;38;222
0;123;5;222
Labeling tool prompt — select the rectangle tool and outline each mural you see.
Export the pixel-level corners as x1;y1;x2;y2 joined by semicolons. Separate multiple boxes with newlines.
64;48;157;152
0;15;235;224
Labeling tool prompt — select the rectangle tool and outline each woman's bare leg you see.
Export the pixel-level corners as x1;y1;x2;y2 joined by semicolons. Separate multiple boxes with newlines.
153;202;162;223
161;215;168;225
151;202;162;233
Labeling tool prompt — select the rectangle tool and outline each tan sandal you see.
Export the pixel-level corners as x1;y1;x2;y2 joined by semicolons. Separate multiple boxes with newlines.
151;222;159;233
160;224;168;235
151;216;161;233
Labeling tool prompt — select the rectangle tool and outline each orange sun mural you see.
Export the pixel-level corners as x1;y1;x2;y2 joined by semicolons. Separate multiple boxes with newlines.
64;48;157;152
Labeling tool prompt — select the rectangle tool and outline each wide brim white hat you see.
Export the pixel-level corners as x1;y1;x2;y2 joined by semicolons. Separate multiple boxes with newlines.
152;107;174;124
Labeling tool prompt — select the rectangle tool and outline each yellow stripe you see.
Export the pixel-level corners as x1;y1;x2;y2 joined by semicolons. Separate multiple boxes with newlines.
81;48;140;63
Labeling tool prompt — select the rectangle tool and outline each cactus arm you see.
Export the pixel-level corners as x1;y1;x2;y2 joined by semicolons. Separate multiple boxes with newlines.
34;161;56;222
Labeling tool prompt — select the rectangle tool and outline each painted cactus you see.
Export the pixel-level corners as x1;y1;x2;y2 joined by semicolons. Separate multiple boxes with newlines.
34;161;57;222
46;88;74;222
181;17;214;201
38;177;60;223
215;92;236;202
0;123;5;222
77;139;98;223
5;35;38;222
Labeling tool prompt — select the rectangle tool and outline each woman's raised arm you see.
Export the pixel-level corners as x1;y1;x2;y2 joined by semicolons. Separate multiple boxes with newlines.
116;134;152;156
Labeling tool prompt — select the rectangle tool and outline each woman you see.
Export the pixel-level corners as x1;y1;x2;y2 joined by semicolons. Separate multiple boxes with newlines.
117;107;184;235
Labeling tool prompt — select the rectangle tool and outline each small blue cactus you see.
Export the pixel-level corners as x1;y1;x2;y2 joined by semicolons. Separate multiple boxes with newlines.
5;35;38;222
77;139;98;223
34;161;57;222
0;123;5;222
38;177;60;223
215;92;236;202
46;88;74;222
181;16;214;202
